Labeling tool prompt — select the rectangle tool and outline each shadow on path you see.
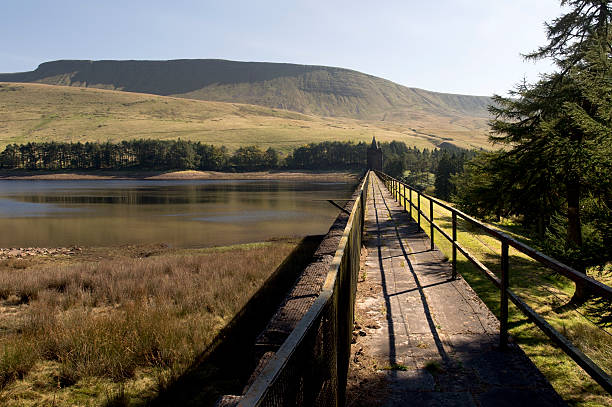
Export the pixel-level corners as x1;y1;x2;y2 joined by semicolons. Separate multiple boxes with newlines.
373;179;450;365
347;175;567;407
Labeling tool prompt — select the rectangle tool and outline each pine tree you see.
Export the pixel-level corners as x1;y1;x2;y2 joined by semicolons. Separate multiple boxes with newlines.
434;152;454;200
489;0;612;301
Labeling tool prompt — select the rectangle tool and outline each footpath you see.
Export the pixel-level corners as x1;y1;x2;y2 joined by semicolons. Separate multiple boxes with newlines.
348;174;566;406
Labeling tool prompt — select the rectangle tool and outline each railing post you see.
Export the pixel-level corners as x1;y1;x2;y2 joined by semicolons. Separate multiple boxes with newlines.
417;192;421;228
429;198;434;250
500;241;509;349
403;184;406;211
395;180;398;200
394;179;397;199
409;188;412;219
452;212;457;279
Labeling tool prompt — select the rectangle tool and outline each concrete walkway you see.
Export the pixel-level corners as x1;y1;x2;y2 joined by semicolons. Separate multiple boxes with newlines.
354;174;566;406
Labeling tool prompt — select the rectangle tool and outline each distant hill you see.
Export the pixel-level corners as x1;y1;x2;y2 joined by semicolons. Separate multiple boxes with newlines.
0;83;492;152
0;59;492;123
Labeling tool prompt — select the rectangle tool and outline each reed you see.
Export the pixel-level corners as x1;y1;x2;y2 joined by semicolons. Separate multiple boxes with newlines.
0;242;295;405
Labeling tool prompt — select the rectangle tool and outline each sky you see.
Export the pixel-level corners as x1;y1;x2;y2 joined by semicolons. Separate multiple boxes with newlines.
1;0;566;96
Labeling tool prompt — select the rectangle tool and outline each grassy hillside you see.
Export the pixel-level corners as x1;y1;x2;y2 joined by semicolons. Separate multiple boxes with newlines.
0;83;491;152
0;59;492;123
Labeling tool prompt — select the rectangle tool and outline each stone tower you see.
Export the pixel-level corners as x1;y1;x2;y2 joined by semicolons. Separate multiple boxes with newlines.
367;136;383;171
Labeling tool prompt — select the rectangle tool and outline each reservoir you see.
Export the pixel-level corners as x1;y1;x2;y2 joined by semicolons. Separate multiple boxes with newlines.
0;179;356;248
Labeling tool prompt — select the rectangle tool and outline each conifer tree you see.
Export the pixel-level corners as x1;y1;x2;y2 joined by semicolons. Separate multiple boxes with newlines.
489;0;611;300
434;152;454;200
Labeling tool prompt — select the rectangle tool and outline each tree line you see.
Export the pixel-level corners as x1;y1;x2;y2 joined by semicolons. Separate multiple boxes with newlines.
0;139;467;174
0;140;345;172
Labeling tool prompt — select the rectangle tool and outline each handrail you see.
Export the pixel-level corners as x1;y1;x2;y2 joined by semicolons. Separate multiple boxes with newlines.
239;171;370;406
375;170;612;395
375;170;612;299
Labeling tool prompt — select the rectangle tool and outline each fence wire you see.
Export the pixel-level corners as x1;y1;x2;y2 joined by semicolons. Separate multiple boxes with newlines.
239;173;368;407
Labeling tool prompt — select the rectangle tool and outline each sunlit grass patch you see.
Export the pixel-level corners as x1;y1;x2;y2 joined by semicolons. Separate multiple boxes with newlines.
383;363;409;372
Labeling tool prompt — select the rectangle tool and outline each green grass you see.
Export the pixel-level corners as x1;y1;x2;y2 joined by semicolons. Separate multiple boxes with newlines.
383;363;410;371
424;360;445;375
0;82;492;153
388;182;612;407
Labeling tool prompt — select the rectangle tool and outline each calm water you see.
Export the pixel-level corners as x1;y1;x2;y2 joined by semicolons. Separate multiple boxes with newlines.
0;180;356;248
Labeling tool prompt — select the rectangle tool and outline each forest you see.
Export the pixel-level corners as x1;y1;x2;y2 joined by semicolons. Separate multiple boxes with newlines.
0;139;470;181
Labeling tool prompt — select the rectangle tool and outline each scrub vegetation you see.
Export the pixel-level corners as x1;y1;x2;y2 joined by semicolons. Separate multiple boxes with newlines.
0;241;296;406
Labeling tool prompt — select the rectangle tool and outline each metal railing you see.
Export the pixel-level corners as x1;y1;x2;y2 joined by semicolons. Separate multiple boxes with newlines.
238;171;370;406
376;170;612;395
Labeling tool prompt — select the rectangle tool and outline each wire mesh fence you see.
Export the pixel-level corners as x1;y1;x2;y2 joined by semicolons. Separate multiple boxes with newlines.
238;172;369;407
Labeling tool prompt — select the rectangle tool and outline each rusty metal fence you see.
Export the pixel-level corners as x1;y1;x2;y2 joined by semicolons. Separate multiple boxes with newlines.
238;171;370;406
376;170;612;395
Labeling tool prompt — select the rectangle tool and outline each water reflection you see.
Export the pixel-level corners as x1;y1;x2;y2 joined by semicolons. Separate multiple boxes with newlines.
0;180;355;247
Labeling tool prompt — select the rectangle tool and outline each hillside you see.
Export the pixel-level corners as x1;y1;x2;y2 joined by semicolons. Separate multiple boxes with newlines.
0;59;492;123
0;82;492;152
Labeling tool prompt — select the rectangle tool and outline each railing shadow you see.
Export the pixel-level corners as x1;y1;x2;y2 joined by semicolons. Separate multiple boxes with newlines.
371;179;397;371
348;175;567;407
346;331;566;407
378;180;450;365
370;178;450;373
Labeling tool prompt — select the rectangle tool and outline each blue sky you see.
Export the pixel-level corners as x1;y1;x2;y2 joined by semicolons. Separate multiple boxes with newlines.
2;0;564;96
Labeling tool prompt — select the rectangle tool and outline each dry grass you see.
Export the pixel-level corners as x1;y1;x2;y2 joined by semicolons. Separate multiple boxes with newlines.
0;82;492;153
0;242;296;406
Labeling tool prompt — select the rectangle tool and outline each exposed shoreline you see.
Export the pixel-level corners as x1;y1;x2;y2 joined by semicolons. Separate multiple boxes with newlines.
0;240;295;259
0;169;362;181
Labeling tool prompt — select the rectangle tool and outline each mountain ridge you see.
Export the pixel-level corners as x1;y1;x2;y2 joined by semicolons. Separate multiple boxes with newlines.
0;59;492;122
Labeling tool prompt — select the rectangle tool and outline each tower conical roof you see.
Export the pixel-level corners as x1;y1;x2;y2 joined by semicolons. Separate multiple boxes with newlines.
370;136;379;149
